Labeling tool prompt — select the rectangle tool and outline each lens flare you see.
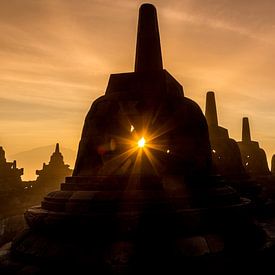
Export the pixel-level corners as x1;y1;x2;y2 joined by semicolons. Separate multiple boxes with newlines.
138;137;146;148
99;117;173;176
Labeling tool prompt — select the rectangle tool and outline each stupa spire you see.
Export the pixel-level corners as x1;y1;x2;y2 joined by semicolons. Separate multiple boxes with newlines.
55;143;60;153
242;117;251;142
0;146;5;162
134;3;163;72
205;91;218;126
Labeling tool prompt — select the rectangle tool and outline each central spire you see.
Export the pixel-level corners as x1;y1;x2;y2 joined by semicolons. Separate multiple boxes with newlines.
205;91;218;126
242;117;251;142
134;3;163;72
55;143;60;153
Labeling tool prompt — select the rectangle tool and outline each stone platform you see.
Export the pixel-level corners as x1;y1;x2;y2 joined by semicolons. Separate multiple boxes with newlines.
8;175;267;274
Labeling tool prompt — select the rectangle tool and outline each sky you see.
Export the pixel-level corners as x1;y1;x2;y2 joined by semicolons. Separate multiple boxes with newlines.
1;0;275;177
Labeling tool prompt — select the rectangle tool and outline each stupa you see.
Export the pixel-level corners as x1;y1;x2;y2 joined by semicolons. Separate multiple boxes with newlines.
205;91;245;178
35;143;72;192
10;4;268;274
238;117;270;176
0;146;23;192
205;92;260;198
272;155;275;174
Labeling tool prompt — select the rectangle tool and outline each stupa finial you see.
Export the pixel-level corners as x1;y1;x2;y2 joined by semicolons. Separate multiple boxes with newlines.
134;3;163;72
242;117;251;142
205;91;218;126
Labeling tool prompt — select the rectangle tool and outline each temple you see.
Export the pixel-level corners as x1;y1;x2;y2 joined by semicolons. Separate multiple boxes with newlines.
272;155;275;174
205;91;245;178
35;143;72;192
73;3;211;179
0;146;23;191
9;4;269;274
204;92;261;198
238;117;270;176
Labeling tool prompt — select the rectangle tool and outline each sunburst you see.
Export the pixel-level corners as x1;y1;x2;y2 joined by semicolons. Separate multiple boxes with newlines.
99;116;174;178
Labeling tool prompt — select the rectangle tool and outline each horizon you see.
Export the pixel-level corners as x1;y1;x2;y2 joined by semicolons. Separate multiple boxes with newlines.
1;0;275;173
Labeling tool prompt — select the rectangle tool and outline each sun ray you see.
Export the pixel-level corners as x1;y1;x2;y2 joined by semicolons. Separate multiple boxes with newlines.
125;148;143;190
146;122;174;142
143;147;162;175
96;108;176;177
146;142;166;152
132;148;143;175
99;147;137;175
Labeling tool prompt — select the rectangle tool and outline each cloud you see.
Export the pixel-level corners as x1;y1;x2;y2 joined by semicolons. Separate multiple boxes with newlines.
1;0;275;172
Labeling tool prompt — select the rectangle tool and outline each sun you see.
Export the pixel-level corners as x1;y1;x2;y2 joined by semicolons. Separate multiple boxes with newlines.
138;137;146;148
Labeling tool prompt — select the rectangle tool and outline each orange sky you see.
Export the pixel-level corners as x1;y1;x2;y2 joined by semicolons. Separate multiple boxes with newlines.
1;0;275;176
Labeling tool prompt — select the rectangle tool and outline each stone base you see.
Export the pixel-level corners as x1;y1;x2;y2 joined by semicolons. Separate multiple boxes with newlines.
8;175;269;274
7;222;271;274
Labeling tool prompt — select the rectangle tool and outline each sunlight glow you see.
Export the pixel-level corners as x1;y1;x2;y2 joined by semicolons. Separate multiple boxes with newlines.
138;137;146;148
99;116;174;176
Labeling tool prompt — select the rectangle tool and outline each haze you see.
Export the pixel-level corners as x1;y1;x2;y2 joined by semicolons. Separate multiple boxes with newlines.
1;0;275;179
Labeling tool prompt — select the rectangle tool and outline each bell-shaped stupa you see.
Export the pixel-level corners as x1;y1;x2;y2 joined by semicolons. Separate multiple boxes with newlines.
10;4;268;274
205;91;245;178
238;117;270;176
205;92;261;198
271;155;275;174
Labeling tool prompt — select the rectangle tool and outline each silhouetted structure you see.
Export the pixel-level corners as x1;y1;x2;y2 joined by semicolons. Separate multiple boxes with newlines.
0;146;23;191
73;5;212;179
238;117;270;176
205;92;262;198
272;155;275;174
10;4;268;274
35;143;72;192
205;91;245;178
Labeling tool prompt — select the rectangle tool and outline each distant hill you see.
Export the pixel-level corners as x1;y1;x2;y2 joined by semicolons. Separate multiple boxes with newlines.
8;145;76;181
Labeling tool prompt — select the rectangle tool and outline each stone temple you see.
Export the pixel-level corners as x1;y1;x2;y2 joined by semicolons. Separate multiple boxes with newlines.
205;91;245;178
0;146;23;192
10;4;271;274
238;117;270;176
35;143;72;192
205;92;260;198
272;155;275;174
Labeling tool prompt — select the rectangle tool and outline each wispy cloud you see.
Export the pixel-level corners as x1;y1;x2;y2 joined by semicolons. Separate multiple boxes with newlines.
1;0;275;171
